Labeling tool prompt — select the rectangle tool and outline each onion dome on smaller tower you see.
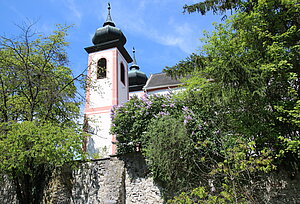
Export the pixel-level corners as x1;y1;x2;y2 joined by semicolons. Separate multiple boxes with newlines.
92;3;126;46
128;48;148;92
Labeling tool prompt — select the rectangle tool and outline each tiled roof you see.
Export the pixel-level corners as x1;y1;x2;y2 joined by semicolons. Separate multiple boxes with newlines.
143;73;181;91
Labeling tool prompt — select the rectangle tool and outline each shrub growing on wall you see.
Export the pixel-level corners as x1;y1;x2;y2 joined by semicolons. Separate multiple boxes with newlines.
144;115;206;195
111;94;182;154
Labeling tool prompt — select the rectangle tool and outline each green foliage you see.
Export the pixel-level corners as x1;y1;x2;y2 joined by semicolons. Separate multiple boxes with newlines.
111;94;183;154
164;54;207;79
0;121;83;174
111;93;214;196
168;0;300;161
169;140;275;203
0;24;81;123
169;186;242;204
111;0;300;202
183;0;245;16
165;0;300;201
0;23;85;203
144;116;202;194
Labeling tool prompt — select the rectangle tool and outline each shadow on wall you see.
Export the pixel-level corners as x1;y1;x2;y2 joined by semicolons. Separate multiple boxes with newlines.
86;137;97;159
0;175;17;203
87;136;109;159
118;152;165;203
119;152;150;180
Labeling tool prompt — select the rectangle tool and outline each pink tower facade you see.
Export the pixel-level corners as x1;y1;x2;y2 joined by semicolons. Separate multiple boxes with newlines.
84;4;132;157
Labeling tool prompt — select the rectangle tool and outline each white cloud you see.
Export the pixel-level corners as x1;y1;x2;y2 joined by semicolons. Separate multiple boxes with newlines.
106;1;200;54
50;0;83;26
170;22;201;53
87;1;204;55
65;0;82;20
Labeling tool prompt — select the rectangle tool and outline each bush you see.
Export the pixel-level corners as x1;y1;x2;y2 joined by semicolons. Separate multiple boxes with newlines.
111;94;183;154
144;116;202;194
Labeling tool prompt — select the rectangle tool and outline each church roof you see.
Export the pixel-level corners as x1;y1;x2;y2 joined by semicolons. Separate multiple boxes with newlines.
143;73;182;91
91;3;126;46
84;3;132;63
128;48;148;92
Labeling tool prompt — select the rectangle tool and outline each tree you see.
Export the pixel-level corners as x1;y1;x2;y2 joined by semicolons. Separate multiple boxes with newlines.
112;0;299;201
0;23;85;204
183;0;243;16
165;0;300;163
165;0;300;201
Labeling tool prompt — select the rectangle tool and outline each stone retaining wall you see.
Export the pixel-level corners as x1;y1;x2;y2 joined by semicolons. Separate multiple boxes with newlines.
0;153;163;204
1;153;299;203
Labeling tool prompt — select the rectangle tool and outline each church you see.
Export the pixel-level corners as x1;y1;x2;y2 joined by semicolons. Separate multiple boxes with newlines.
84;4;182;157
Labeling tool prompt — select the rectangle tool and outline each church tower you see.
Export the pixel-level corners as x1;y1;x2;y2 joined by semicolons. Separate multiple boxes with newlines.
84;3;132;157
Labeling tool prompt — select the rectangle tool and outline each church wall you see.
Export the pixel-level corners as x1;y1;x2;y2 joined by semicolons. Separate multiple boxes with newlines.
146;86;183;95
84;48;120;157
129;90;145;98
86;49;115;109
85;112;112;157
84;47;132;157
117;50;129;104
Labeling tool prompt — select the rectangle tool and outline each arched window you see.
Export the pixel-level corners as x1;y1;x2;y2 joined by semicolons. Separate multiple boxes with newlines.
97;58;107;79
120;63;125;85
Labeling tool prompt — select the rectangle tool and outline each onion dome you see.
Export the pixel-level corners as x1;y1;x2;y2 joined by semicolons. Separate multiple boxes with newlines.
128;48;148;91
92;3;126;46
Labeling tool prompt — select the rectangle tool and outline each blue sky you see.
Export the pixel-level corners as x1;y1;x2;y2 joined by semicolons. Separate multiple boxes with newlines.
0;0;222;78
